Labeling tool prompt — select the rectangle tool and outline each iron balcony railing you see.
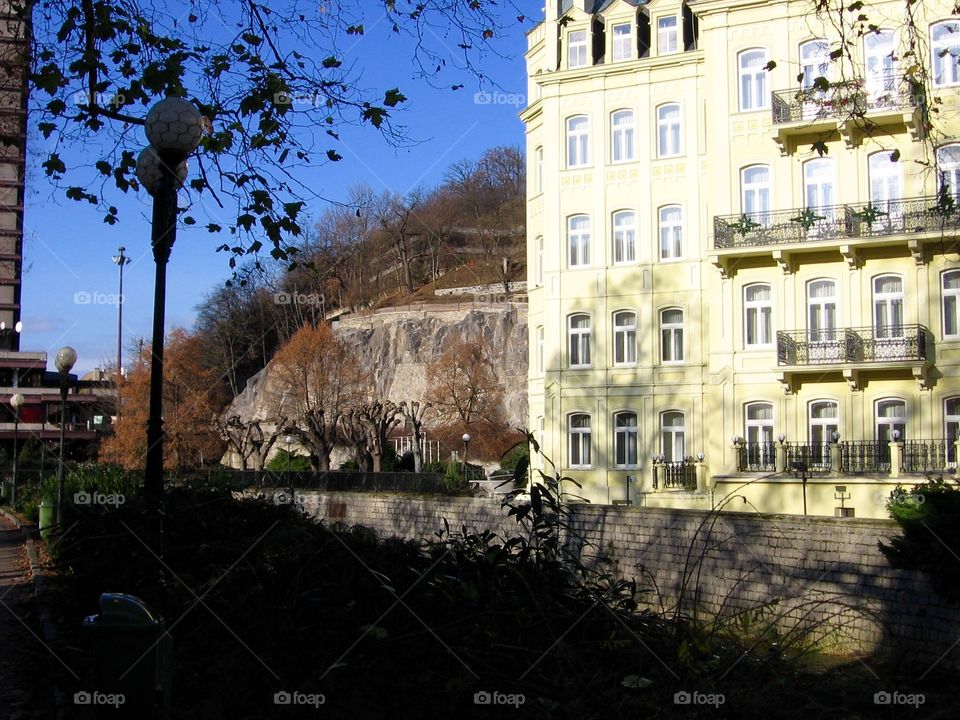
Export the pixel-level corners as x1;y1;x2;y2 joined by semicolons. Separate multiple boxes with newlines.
901;440;951;474
776;324;927;367
737;441;777;472
771;74;919;125
840;441;891;473
786;441;832;472
713;194;960;249
660;460;697;490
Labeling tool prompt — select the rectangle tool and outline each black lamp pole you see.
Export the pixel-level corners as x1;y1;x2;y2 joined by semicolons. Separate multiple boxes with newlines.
10;394;22;506
112;246;130;418
54;347;77;524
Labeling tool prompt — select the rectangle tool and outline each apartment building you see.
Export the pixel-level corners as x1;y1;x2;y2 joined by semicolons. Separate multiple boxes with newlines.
523;0;960;517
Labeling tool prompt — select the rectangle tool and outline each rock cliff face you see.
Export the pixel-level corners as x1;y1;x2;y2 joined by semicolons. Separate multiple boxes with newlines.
226;303;528;431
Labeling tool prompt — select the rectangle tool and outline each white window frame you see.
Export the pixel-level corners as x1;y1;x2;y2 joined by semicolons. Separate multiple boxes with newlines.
946;398;960;464
744;402;775;467
932;21;960;87
568;29;588;69
659;205;683;261
568;313;592;368
614;411;639;468
612;22;632;62
566;115;589;169
873;274;904;339
738;48;769;111
876;398;907;443
660;411;685;462
656;103;682;158
868;151;903;231
658;16;678;55
535;235;543;285
536;325;544;374
800;38;830;89
809;400;839;465
943;270;960;338
613;310;637;366
568;215;591;268
864;30;897;99
807;278;838;344
660;307;684;364
568;413;592;468
611;110;635;163
612;210;636;265
741;165;771;220
744;283;773;348
534;146;543;195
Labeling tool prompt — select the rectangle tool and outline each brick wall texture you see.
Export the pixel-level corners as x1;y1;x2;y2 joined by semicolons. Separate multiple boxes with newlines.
290;491;959;658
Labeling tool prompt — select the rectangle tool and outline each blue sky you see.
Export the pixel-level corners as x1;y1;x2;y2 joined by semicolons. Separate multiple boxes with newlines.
21;13;531;375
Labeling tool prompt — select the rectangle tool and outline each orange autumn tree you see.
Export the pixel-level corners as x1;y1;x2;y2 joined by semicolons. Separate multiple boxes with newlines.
270;322;364;470
100;328;227;470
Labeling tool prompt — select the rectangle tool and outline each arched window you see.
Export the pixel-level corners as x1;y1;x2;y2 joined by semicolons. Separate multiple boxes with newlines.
744;402;774;469
657;103;681;157
876;399;907;443
660;411;685;462
937;144;960;197
932;21;960;87
660;308;684;363
738;49;768;111
807;279;837;343
611;110;635;163
566;116;589;168
613;210;636;264
809;400;839;466
568;314;592;368
568;413;592;467
568;215;590;267
868;151;903;231
614;411;638;467
613;310;637;365
803;158;836;212
741;165;771;220
944;270;960;337
873;275;903;338
744;283;773;347
799;39;830;89
659;205;683;260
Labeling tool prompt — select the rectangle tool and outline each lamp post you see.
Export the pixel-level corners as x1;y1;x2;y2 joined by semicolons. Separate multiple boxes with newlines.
55;346;77;523
284;434;295;472
136;97;205;503
112;246;131;417
10;392;23;505
461;432;471;480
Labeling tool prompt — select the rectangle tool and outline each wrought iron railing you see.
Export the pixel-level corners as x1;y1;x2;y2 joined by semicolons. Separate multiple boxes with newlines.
660;461;697;489
785;441;833;472
776;324;927;366
901;440;950;474
737;441;776;472
713;194;960;249
840;441;890;473
771;74;918;125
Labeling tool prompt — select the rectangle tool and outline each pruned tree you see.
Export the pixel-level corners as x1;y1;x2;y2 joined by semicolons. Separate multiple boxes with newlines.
357;400;404;473
400;400;431;472
215;414;287;470
270;322;362;470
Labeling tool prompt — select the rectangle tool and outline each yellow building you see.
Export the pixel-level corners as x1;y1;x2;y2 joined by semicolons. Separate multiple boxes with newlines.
523;0;960;518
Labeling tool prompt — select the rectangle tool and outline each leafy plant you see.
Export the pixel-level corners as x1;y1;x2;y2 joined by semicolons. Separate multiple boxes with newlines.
267;449;312;472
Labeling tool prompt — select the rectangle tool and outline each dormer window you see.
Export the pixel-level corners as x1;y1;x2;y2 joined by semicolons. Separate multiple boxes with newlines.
612;23;632;62
569;29;588;68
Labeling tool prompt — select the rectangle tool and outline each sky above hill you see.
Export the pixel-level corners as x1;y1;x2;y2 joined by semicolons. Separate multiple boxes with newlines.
20;12;531;375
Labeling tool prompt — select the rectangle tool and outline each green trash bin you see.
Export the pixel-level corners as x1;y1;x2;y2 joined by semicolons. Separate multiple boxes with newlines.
38;495;56;538
81;593;172;719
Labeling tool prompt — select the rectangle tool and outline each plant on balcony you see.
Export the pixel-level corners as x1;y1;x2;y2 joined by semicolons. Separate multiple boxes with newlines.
730;214;761;237
790;208;826;231
931;186;957;218
851;204;888;227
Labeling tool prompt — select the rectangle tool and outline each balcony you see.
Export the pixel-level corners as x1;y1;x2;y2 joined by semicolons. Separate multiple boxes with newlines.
709;194;960;276
770;75;922;153
775;324;930;392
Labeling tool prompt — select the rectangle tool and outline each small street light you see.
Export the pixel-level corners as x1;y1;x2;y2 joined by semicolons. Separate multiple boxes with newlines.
111;246;131;418
55;346;77;523
284;434;295;472
10;392;23;505
136;97;205;503
461;432;471;480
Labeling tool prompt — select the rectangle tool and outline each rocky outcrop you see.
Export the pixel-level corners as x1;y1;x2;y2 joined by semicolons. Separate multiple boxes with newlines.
225;302;528;434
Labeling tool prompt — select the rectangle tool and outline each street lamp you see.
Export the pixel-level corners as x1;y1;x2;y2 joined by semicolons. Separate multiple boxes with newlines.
136;97;205;502
284;434;295;472
9;392;23;505
55;346;77;522
461;432;471;480
111;246;131;417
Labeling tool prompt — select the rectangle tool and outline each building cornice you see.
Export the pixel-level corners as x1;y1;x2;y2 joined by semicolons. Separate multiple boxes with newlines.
534;49;704;87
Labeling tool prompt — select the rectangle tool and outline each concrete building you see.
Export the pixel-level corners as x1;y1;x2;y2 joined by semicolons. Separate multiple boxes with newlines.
523;0;960;517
